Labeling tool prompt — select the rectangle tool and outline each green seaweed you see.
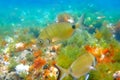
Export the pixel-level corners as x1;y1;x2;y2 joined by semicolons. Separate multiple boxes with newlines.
95;26;113;42
66;29;97;47
62;75;73;80
113;52;120;63
89;63;120;80
56;44;84;69
8;58;18;71
66;30;86;47
26;53;34;62
47;76;56;80
19;72;28;80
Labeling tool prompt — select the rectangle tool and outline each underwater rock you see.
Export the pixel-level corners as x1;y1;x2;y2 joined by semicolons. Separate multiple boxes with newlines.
5;72;21;80
16;49;32;62
48;66;59;79
0;72;7;80
0;65;9;75
15;42;24;49
15;64;29;74
113;71;120;80
42;65;59;80
44;46;57;60
4;36;14;43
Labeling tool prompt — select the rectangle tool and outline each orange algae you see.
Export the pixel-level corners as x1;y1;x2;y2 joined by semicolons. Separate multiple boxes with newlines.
27;57;46;79
1;40;7;46
52;45;60;52
20;60;26;65
43;69;50;79
51;60;56;66
33;57;46;69
29;65;34;72
33;50;42;58
116;78;120;80
26;75;32;80
85;45;114;63
3;55;9;61
85;45;101;57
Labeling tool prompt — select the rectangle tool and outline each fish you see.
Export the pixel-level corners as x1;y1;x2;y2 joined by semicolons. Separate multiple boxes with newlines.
56;53;95;80
39;22;76;42
37;14;84;46
56;13;74;23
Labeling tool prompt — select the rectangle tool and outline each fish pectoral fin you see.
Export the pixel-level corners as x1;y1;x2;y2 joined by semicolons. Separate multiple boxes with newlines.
89;57;96;70
85;73;90;80
44;39;51;46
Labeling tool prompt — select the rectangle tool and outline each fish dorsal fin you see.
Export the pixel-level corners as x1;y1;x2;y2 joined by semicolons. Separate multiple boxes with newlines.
75;14;85;29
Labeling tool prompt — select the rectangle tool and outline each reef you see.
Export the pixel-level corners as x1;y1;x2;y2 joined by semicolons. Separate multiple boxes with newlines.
0;12;120;80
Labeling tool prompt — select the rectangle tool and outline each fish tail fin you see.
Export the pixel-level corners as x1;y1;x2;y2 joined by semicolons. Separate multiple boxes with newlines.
75;14;85;28
55;64;69;80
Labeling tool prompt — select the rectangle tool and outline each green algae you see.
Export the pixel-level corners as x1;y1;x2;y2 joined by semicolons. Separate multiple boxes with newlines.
47;76;56;80
26;53;34;62
113;52;120;63
94;27;112;42
62;75;73;80
100;26;113;41
56;45;80;69
56;44;85;69
8;58;18;71
66;29;97;47
89;63;120;80
19;72;28;80
66;30;86;47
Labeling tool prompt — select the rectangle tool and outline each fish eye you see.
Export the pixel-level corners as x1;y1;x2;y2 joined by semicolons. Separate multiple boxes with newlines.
72;24;76;29
38;39;44;45
39;39;44;43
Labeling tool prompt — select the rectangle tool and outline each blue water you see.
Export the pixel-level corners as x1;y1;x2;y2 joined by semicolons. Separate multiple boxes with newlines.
0;0;120;31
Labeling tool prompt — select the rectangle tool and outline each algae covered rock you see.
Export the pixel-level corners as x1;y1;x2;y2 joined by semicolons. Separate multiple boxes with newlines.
5;72;22;80
89;63;120;80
